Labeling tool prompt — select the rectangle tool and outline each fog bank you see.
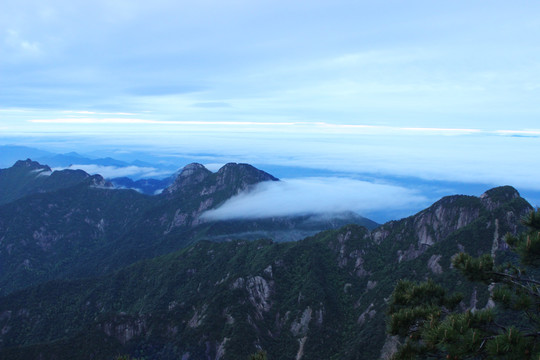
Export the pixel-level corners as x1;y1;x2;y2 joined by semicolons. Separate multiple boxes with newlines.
201;177;428;221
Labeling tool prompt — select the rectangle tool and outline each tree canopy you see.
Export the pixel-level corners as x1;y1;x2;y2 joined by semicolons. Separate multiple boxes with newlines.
387;209;540;359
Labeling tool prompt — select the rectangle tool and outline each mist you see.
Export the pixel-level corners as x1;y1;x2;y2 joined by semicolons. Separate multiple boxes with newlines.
52;164;171;179
201;177;429;222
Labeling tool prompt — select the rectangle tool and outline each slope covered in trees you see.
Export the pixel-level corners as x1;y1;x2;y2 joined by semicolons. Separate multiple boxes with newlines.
0;185;532;359
0;160;376;296
387;208;540;359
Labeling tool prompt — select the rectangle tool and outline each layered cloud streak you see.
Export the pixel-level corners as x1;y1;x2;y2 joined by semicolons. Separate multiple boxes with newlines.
52;164;170;179
201;177;428;221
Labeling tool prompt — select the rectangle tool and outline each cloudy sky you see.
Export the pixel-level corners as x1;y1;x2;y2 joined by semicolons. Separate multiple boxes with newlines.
1;1;540;220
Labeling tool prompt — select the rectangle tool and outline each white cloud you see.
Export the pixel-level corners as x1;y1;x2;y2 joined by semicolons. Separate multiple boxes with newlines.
32;168;51;176
201;177;428;221
4;29;40;55
494;130;540;136
30;118;154;124
20;40;40;53
29;118;298;126
61;110;138;115
16;110;540;192
53;164;170;179
26;116;484;136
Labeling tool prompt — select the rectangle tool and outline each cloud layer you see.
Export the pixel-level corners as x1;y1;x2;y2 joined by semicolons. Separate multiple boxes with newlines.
201;178;428;221
2;0;540;205
2;1;540;130
53;164;170;179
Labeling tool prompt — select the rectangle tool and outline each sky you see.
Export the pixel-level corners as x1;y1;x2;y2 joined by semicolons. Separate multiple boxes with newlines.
1;1;540;221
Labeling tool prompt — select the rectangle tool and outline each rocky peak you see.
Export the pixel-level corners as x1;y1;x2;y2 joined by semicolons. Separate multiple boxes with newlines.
89;174;112;188
12;159;51;172
179;163;209;178
215;163;278;190
164;163;212;194
382;186;530;264
480;186;520;211
413;194;481;235
161;163;279;230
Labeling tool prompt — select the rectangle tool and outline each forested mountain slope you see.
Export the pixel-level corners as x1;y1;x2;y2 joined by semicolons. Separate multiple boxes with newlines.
0;185;531;359
0;161;376;295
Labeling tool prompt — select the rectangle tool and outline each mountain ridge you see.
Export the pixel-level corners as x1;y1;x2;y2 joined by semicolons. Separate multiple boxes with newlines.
0;159;100;205
0;182;532;359
0;160;375;296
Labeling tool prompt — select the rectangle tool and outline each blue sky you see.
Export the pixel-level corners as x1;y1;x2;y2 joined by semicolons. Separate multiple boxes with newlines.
1;1;540;220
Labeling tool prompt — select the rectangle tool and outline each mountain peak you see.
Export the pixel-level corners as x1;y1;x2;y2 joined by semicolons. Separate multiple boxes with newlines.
179;163;209;177
216;162;278;182
164;163;212;194
480;185;521;211
165;163;278;196
13;159;51;172
0;159;97;205
480;185;520;201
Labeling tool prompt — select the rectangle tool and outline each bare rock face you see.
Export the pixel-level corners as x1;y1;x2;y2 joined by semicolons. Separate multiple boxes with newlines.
325;226;372;281
350;249;368;277
367;186;531;270
296;336;308;360
491;219;500;258
379;335;400;360
215;337;229;360
246;276;273;318
89;174;112;188
231;277;245;290
391;196;481;262
413;197;479;248
366;280;377;291
371;227;391;245
335;231;352;268
188;304;208;328
164;163;212;195
357;303;376;326
101;316;146;345
290;307;312;337
229;274;273;321
427;254;443;274
33;227;62;252
396;244;418;262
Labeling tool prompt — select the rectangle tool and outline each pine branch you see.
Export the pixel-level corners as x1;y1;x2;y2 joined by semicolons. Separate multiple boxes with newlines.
492;321;508;332
479;335;496;350
488;271;540;286
488;271;540;298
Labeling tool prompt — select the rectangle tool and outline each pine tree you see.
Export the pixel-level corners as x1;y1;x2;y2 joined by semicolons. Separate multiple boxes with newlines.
387;209;540;359
249;349;268;360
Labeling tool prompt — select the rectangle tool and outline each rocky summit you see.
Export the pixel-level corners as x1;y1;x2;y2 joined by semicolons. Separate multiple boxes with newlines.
164;162;278;196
